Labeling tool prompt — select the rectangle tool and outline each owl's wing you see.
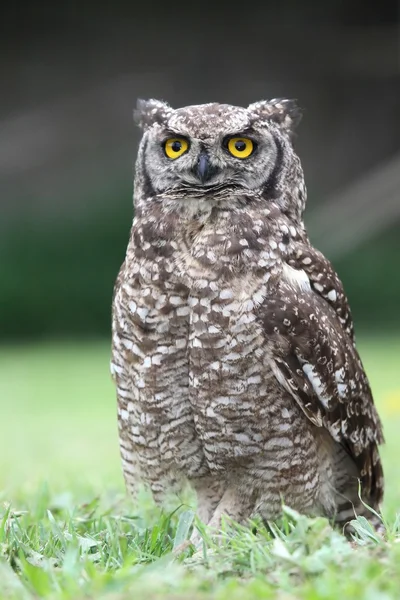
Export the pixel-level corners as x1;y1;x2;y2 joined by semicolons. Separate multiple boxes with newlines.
260;260;384;505
287;240;355;341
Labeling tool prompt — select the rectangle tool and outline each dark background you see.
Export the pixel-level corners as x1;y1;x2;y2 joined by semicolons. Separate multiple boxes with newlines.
1;1;399;340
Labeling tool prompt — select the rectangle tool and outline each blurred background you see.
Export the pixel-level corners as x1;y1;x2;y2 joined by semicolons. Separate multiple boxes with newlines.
0;1;399;511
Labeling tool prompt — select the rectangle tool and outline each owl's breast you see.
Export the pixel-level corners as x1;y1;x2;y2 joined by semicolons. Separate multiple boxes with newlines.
186;271;283;470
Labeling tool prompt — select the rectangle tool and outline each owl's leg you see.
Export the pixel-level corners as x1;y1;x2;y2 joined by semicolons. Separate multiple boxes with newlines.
205;486;253;540
193;476;226;523
190;476;226;545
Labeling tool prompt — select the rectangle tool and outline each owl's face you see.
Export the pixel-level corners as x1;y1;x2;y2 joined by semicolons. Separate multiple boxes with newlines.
135;99;303;202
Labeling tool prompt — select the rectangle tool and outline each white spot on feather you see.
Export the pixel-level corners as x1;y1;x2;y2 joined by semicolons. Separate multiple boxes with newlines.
215;396;232;405
136;306;149;321
335;368;345;382
253;290;265;305
247;375;261;384
197;279;209;289
157;345;169;354
243;299;254;312
208;325;219;334
121;338;133;350
226;352;241;361
327;289;337;302
206;406;216;417
110;362;123;376
118;408;129;421
143;356;152;368
302;363;330;408
282;264;311;292
220;289;234;300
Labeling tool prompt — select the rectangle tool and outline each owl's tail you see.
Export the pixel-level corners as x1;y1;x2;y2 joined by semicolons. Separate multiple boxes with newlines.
334;500;385;538
332;442;385;537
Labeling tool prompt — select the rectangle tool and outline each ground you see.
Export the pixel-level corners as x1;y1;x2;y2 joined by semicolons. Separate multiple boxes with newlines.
0;336;399;599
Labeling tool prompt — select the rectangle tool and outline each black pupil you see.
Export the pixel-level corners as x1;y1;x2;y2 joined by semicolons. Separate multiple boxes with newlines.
235;140;246;152
171;140;182;152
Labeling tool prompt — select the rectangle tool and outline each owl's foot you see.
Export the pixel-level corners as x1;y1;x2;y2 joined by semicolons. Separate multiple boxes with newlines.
172;539;195;555
189;527;205;549
191;475;226;525
207;487;249;530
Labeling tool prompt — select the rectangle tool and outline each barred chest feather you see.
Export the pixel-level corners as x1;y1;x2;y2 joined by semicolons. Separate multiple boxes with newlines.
113;201;311;479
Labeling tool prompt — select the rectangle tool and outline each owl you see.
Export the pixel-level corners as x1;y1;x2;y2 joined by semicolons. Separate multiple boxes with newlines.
111;98;384;539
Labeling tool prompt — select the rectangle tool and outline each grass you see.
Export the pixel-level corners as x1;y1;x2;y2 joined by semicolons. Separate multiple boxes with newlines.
0;335;400;599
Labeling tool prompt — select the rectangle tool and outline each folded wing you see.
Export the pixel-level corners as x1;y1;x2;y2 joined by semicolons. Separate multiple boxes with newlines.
259;253;384;506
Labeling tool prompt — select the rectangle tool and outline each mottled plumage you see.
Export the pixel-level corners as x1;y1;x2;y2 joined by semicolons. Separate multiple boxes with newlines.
111;98;384;535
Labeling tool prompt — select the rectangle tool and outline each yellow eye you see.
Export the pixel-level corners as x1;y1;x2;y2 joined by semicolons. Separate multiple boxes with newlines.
227;137;254;158
164;137;189;159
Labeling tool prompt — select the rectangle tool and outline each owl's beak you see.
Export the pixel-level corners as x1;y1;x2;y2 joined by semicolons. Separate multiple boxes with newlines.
195;151;218;184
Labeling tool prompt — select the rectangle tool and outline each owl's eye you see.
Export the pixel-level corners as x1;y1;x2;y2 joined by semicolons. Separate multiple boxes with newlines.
164;137;189;159
226;137;254;159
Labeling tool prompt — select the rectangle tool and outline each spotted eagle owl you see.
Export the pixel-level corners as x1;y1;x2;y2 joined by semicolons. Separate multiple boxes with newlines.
111;98;384;535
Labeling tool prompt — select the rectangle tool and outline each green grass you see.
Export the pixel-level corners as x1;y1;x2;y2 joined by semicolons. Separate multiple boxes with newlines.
0;335;400;599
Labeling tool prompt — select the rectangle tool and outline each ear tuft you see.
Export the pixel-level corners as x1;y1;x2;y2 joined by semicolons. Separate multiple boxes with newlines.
248;98;302;135
133;99;174;130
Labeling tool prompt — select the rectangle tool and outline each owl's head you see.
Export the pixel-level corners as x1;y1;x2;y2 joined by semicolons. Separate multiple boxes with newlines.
134;98;305;219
